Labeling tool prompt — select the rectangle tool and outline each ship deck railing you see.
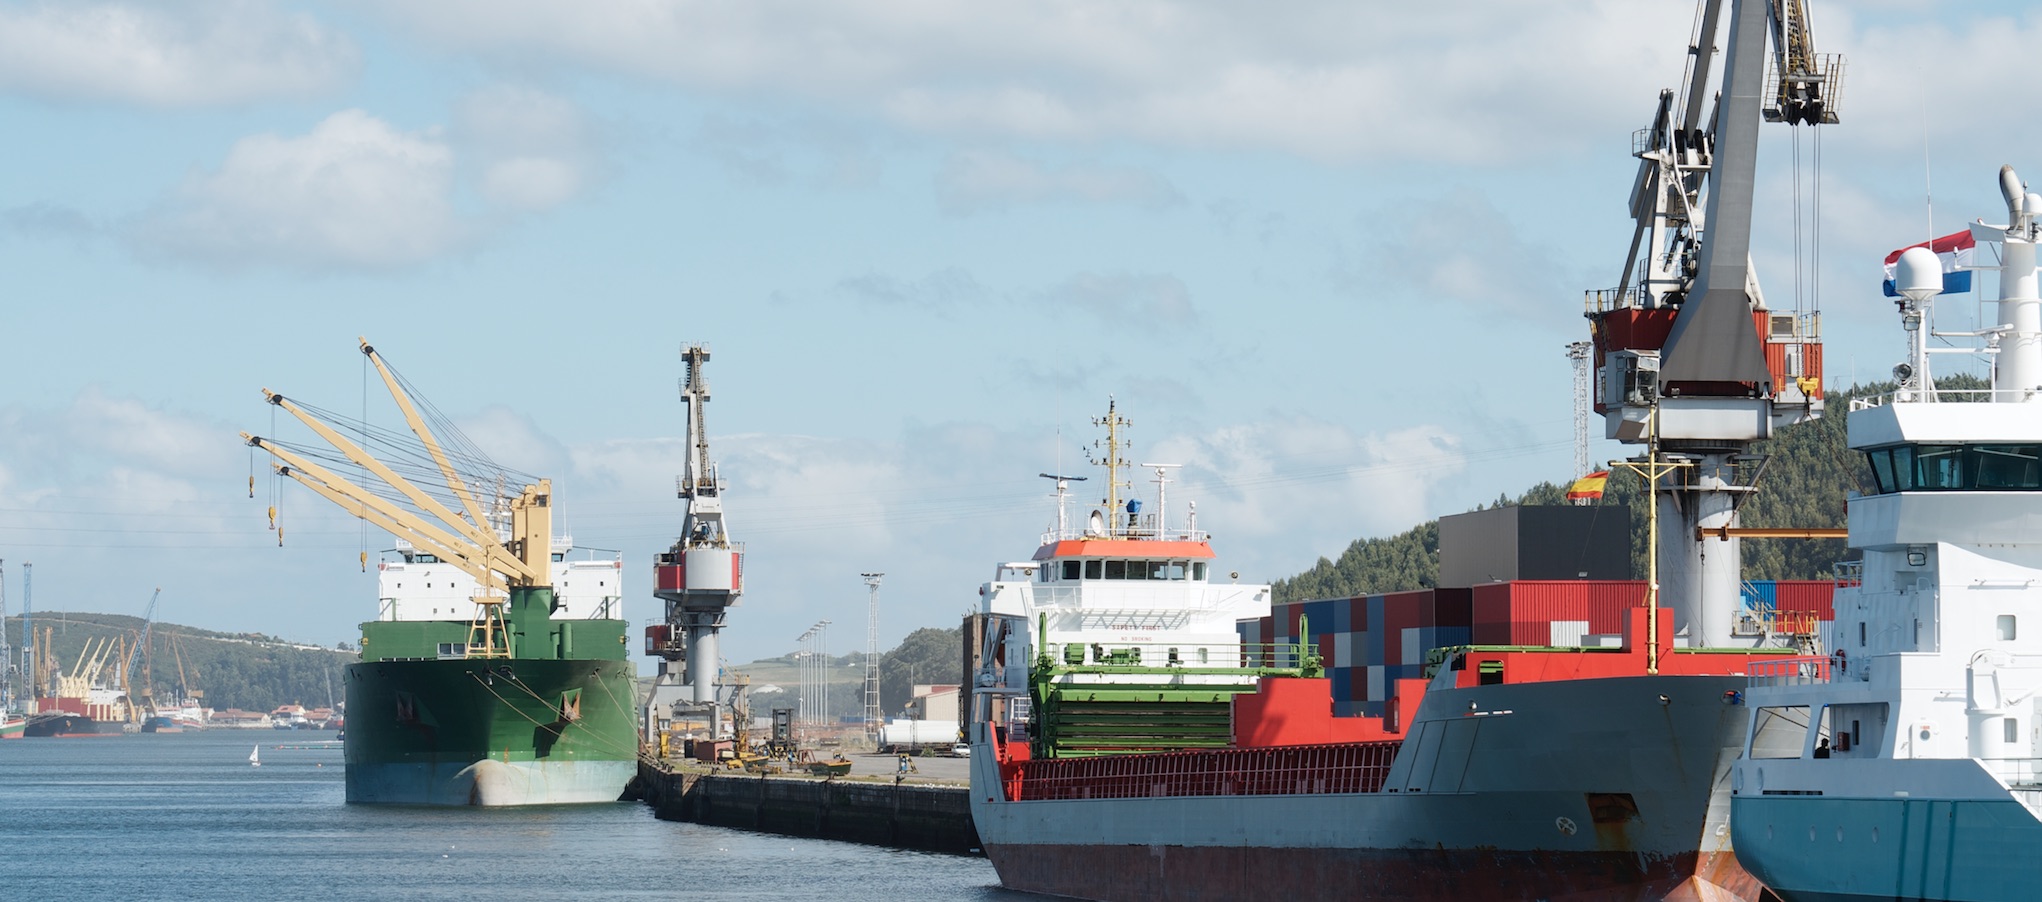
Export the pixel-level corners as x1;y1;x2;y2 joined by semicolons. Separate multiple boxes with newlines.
1747;656;1832;686
1040;522;1211;544
1851;388;2020;409
1980;756;2042;790
1007;740;1400;802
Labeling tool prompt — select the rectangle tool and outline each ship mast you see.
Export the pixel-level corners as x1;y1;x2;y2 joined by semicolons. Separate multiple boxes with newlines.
1087;399;1133;537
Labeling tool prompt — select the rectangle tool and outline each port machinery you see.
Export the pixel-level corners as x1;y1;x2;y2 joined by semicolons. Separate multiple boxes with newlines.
644;344;745;740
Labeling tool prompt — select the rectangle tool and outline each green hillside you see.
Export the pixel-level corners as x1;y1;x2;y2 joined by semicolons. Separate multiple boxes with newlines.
4;612;353;713
1272;380;1926;604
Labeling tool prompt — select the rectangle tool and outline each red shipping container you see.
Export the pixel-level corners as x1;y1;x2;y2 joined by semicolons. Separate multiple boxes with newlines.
1470;580;1650;646
1776;580;1836;620
1350;596;1369;631
1385;589;1433;628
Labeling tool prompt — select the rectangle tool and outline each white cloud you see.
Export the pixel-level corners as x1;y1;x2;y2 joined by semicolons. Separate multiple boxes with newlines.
0;0;357;106
455;85;596;212
937;150;1180;215
135;109;463;269
1150;418;1467;579
355;0;1693;162
1339;188;1588;323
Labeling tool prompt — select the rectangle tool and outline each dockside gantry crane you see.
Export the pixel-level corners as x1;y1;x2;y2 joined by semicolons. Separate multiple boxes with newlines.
1587;0;1842;649
243;338;556;656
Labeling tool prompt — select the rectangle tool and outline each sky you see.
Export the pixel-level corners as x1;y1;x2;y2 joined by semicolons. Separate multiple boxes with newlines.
2;0;2039;669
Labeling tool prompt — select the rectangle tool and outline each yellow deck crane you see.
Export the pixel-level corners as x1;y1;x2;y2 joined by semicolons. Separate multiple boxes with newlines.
168;632;202;706
243;337;554;657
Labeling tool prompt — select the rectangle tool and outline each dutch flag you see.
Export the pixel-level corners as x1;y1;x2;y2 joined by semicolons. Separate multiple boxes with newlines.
1883;229;1974;297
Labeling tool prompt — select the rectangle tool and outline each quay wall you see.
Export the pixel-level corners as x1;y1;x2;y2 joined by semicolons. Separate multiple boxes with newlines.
635;759;982;856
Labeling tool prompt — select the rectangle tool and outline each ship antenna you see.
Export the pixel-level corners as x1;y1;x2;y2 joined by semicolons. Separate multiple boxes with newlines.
1039;473;1087;537
1086;397;1132;536
1140;463;1181;538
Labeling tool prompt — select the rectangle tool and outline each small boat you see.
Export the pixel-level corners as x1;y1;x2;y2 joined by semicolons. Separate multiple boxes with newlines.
249;745;261;767
0;712;24;740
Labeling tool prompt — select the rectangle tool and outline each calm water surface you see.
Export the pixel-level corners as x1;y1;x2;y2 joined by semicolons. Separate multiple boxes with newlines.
0;729;1021;901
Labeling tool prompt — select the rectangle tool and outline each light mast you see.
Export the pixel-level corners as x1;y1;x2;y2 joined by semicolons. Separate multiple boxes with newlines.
649;344;745;737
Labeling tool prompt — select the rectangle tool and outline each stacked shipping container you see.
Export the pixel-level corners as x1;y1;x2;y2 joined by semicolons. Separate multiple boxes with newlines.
1242;580;1836;718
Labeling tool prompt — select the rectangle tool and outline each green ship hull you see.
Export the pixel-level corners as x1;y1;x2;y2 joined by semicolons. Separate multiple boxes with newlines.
344;587;639;806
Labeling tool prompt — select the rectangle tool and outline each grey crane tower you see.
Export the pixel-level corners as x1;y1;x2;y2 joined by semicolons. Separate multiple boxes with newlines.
1585;0;1840;648
647;344;745;737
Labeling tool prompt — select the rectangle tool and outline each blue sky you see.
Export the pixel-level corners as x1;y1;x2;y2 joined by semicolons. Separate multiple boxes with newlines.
1;0;2037;667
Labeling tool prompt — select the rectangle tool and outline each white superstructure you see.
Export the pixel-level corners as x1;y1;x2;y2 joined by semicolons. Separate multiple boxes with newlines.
1730;167;2042;899
377;537;623;622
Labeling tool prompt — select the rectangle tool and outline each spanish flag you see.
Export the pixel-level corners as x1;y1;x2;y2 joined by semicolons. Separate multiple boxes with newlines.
1566;470;1610;501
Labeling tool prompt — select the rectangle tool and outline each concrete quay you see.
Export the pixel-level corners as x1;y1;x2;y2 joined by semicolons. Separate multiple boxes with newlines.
633;754;983;856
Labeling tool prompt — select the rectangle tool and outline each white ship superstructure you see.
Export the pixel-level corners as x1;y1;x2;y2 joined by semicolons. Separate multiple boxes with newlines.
378;538;623;622
1731;167;2042;900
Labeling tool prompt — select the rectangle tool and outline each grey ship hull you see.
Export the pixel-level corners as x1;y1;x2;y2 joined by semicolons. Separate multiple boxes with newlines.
971;674;1758;902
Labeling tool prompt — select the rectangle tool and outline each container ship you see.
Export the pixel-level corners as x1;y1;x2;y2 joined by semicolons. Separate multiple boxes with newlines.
966;405;1827;900
247;338;637;806
1730;170;2042;900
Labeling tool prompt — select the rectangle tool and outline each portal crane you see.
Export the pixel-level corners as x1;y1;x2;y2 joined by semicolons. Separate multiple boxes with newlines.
119;588;161;721
646;344;745;738
1587;0;1841;648
243;338;555;658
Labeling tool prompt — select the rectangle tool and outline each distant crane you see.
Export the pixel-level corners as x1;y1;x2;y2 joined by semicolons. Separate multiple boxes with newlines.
167;632;202;706
119;588;162;722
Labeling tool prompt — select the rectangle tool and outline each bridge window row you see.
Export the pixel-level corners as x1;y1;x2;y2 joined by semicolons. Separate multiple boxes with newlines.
1865;443;2042;493
1044;559;1207;582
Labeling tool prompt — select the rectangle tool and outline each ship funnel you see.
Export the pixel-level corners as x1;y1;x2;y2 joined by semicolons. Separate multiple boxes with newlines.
1996;167;2042;400
1894;247;1945;303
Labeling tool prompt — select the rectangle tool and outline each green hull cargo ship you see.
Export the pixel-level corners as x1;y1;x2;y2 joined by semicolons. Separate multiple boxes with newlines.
248;337;639;806
347;585;637;805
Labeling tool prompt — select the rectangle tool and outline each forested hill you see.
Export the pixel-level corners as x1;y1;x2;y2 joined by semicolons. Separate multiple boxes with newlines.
1271;380;1926;605
3;612;354;713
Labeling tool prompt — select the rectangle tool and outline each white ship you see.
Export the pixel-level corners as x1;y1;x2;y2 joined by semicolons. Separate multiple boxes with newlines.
1730;168;2042;900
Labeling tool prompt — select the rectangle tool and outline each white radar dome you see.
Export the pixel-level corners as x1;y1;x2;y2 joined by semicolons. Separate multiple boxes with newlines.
1894;246;1944;302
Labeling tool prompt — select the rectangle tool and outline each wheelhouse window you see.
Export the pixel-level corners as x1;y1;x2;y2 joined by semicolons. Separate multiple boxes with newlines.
1864;443;2042;493
1087;559;1200;580
1061;560;1081;580
1749;705;1811;758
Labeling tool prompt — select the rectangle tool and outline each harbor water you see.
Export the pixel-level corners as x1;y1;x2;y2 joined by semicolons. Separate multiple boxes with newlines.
0;729;1018;901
